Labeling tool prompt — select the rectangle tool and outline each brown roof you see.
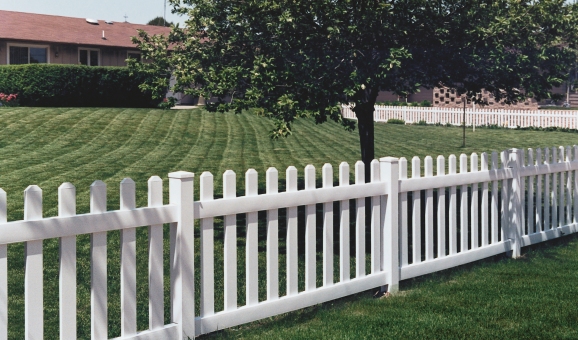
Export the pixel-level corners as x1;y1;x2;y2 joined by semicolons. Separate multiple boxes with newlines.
0;10;171;49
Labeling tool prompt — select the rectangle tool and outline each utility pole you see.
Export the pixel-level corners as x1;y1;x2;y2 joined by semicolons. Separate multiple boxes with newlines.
163;0;167;26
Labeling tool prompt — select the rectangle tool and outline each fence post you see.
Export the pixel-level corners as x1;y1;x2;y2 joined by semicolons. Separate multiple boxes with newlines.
380;157;399;293
507;149;522;258
169;171;195;339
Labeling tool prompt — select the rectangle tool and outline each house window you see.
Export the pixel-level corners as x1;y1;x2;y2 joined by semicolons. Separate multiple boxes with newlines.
79;49;99;66
127;52;141;62
8;44;49;64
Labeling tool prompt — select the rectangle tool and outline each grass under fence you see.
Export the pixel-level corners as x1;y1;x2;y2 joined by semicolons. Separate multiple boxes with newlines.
1;107;578;338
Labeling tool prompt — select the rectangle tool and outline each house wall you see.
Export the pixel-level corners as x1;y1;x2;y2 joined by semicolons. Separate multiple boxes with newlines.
0;41;6;64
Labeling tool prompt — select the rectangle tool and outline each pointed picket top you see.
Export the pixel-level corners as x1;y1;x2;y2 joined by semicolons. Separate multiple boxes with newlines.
449;155;457;174
355;161;364;184
90;180;107;213
246;169;258;196
412;156;420;179
200;172;214;201
460;154;468;173
322;164;333;188
437;155;445;176
559;146;565;163
500;150;508;169
305;165;316;190
286;166;298;192
339;162;349;186
168;171;195;179
0;188;6;223
481;153;488;171
566;146;571;162
424;156;433;177
399;157;408;179
543;147;550;164
120;178;136;210
148;176;163;207
58;182;76;217
266;168;278;194
527;149;534;167
223;170;236;199
24;185;42;221
471;153;478;172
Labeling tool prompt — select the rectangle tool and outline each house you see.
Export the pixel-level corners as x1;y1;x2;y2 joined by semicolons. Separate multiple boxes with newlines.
0;10;170;67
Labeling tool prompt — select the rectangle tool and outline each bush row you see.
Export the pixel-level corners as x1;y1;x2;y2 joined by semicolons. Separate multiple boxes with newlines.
376;100;432;107
0;64;161;107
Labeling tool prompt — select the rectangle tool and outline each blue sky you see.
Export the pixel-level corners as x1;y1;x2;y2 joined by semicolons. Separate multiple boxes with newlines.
0;0;186;25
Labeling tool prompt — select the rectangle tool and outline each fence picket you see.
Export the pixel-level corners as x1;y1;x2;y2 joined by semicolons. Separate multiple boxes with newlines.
491;152;499;244
120;178;137;336
536;149;543;232
370;160;381;273
449;155;458;255
399;158;409;266
286;167;298;296
322;164;334;286
527;150;535;234
90;180;107;340
566;147;572;225
355;161;365;278
558;147;565;228
266;168;279;300
200;172;215;317
501;151;508;241
339;162;350;282
552;147;559;229
544;148;551;230
481;153;489;246
223;170;237;310
59;183;77;340
148;176;165;328
305;165;317;289
424;157;434;261
412;157;421;263
0;189;5;340
246;169;259;306
471;154;479;249
460;154;469;252
24;185;43;339
437;156;446;258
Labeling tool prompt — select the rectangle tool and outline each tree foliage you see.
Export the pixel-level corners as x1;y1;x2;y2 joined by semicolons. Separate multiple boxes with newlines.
147;16;173;27
130;0;578;170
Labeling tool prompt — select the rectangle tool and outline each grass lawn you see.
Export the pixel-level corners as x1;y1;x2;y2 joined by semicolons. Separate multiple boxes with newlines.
1;107;578;338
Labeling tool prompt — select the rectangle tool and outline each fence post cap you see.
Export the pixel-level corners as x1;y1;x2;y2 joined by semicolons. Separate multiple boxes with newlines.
168;171;195;179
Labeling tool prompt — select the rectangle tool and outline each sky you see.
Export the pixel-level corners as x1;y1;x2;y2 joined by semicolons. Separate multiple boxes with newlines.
0;0;186;26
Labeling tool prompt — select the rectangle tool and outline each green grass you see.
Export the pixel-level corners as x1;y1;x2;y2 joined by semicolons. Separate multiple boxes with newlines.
1;107;578;338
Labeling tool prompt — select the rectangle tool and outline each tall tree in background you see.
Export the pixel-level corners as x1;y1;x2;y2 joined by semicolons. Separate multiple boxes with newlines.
147;16;172;27
131;0;577;177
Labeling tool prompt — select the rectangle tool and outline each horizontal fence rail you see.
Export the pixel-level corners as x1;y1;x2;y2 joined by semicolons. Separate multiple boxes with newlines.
1;147;578;338
341;105;578;129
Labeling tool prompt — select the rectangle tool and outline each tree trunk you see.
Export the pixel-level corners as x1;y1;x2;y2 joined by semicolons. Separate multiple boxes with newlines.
353;101;376;182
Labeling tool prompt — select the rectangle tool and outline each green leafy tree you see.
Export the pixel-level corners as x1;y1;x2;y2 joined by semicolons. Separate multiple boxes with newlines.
131;0;577;178
147;16;172;27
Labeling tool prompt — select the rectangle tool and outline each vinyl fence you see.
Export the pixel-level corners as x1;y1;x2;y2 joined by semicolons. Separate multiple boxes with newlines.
1;146;578;339
341;105;578;129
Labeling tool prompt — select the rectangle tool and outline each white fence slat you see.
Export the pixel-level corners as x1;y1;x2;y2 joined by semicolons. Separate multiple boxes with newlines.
339;162;350;282
148;176;165;329
266;168;279;300
449;155;458;255
399;158;409;266
245;169;259;306
471;154;479;249
322;164;333;286
552;148;559;229
305;165;317;290
0;189;6;340
286;167;299;296
460;154;468;252
58;183;77;340
501;151;509;241
558;147;565;227
120;178;137;336
168;171;195;338
566;146;572;225
355;161;366;278
536;149;543;232
481;153;489;246
437;156;446;258
370;160;381;273
424;157;434;261
520;150;526;235
544;148;551;230
527;150;535;234
90;180;107;340
199;172;214;317
24;185;43;339
411;157;421;263
223;170;237;310
381;157;400;292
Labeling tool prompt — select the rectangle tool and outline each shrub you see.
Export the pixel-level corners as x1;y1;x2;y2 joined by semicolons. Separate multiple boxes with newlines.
416;120;427;125
421;100;432;107
387;118;405;124
0;93;19;107
0;64;162;107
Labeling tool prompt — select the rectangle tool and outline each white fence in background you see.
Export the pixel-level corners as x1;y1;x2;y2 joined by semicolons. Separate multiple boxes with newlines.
2;146;578;339
341;105;578;129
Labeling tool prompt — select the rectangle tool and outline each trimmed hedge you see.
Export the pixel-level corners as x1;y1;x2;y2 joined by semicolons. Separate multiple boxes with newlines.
0;64;162;107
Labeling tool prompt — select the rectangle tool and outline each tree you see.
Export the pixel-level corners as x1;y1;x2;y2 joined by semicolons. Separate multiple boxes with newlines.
147;16;172;27
131;0;577;179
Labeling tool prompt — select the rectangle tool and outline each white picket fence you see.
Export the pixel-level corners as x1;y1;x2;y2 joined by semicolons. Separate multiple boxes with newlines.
341;105;578;129
1;146;578;339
